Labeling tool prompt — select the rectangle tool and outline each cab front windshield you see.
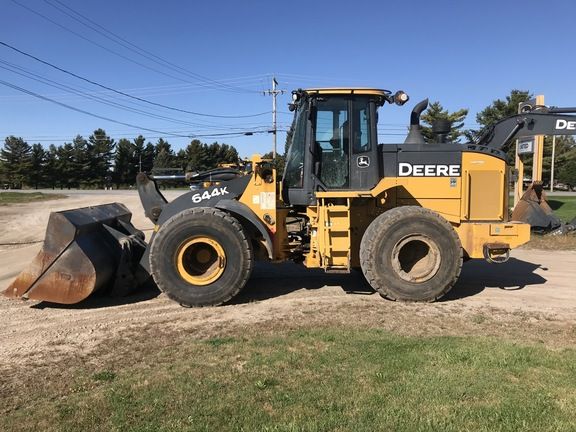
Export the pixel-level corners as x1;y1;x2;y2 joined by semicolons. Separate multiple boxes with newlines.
283;102;307;188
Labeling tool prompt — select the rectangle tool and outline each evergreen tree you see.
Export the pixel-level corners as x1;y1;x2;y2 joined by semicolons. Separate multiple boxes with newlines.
88;129;115;187
181;140;241;172
557;157;576;188
29;143;46;189
0;136;32;188
262;151;285;176
420;102;468;143
56;142;75;189
142;142;155;173
185;139;210;172
154;138;172;157
71;135;89;187
0;131;242;189
113;138;134;186
175;149;188;170
475;90;532;128
542;136;576;184
44;144;59;189
153;138;174;169
218;143;239;163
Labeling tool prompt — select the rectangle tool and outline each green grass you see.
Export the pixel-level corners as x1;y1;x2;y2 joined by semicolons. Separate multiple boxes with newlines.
0;191;67;204
547;195;576;222
3;328;576;432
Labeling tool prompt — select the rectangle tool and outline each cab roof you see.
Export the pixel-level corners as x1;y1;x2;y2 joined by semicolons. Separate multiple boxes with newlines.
303;88;388;96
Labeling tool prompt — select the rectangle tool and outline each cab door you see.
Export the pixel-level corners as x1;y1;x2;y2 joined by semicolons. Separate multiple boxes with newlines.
349;98;379;191
313;96;379;191
313;97;350;189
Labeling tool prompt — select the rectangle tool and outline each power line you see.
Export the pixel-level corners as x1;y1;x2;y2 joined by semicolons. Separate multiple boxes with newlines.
0;76;277;100
0;121;277;138
0;60;274;134
9;0;221;90
11;0;261;95
0;79;193;138
0;41;270;119
41;0;260;95
0;61;227;129
0;79;273;140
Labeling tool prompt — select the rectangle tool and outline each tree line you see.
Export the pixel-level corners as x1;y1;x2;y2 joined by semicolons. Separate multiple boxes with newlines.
2;89;576;190
0;129;240;189
419;90;576;187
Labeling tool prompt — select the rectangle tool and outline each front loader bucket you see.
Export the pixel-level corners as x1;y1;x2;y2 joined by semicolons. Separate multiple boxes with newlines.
511;183;561;231
2;203;147;304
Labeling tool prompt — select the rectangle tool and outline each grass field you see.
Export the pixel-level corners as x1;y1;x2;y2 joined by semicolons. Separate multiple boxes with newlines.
3;327;576;432
547;195;576;222
0;191;67;205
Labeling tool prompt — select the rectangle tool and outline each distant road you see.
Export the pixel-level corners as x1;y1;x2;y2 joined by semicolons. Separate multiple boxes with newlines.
547;191;576;196
5;188;189;199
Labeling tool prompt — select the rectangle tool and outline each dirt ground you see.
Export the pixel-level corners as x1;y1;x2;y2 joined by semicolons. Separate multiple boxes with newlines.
0;191;575;368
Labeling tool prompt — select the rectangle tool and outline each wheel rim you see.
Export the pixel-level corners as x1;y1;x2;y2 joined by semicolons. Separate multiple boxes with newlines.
176;236;226;286
391;234;441;283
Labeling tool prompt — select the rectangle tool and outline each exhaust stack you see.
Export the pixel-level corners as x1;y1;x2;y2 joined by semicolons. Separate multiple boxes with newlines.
404;99;429;144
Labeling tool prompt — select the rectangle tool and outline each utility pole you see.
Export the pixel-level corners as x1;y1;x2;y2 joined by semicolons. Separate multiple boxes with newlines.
264;77;284;159
550;135;556;192
514;95;545;206
532;95;545;182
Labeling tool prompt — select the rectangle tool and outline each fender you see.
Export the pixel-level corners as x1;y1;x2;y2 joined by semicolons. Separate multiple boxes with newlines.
153;175;251;225
139;198;273;273
138;175;254;272
138;181;273;272
215;199;274;260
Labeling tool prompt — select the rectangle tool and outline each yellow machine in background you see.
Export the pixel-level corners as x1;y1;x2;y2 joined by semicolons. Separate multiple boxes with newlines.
10;87;576;307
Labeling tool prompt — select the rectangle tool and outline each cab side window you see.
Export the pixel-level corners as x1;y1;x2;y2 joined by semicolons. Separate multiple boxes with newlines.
315;99;349;188
352;99;372;153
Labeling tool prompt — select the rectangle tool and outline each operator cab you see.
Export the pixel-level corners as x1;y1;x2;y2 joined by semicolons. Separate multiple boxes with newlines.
282;88;408;206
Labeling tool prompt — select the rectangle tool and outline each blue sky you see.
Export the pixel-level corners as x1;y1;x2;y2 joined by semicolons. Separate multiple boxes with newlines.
1;0;576;157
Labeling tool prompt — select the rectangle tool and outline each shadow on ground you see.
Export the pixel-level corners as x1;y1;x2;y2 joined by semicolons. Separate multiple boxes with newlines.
233;263;375;304
445;257;547;301
30;257;548;309
31;279;161;310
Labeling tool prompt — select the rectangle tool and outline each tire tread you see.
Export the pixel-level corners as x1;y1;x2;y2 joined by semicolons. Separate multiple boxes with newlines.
149;207;252;307
360;206;462;302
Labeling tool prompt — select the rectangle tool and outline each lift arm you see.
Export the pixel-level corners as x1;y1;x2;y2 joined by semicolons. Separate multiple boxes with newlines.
477;106;576;149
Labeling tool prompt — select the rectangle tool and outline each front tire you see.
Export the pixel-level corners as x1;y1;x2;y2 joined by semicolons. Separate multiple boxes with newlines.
360;206;462;302
149;207;252;307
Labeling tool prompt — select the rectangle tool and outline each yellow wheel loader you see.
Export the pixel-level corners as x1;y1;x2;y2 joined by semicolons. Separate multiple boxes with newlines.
5;88;575;306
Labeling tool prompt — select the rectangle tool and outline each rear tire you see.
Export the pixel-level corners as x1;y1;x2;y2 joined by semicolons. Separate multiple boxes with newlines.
360;206;462;302
149;207;252;307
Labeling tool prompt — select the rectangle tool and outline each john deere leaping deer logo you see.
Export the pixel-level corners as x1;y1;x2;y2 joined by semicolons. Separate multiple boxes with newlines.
357;156;370;168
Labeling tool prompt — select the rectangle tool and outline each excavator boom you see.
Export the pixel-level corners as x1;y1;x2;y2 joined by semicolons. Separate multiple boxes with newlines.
477;106;576;149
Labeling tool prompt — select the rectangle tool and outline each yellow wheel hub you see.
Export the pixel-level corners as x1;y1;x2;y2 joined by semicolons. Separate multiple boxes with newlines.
176;236;226;286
